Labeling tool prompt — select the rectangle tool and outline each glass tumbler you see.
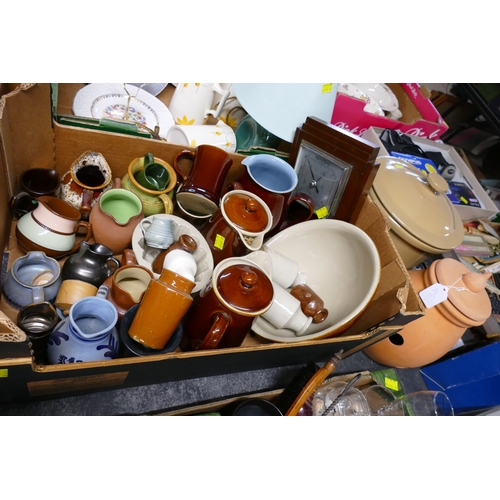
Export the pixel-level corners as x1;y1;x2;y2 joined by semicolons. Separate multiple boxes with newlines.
376;390;455;416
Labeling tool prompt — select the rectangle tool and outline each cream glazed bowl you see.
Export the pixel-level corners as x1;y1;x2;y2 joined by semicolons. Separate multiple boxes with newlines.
251;219;381;343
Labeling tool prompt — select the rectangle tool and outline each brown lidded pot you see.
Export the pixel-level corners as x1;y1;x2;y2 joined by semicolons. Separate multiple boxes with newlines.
201;189;273;267
364;258;492;368
181;257;274;351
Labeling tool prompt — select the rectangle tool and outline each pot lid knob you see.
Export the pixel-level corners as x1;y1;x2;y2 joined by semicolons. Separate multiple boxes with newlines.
433;259;492;323
223;190;270;233
240;270;258;289
427;171;448;194
462;271;492;293
217;263;274;314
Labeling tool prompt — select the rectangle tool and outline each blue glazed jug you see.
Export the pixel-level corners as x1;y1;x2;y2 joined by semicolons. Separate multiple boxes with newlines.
46;286;119;364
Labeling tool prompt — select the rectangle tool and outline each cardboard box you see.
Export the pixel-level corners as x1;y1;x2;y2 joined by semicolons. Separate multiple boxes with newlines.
331;83;448;140
0;84;424;404
420;341;500;415
361;127;499;222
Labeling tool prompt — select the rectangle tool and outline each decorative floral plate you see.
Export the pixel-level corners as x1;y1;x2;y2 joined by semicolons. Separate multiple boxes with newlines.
73;83;175;138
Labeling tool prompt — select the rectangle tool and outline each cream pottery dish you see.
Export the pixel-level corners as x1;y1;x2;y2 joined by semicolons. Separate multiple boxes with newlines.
369;156;463;269
251;219;381;342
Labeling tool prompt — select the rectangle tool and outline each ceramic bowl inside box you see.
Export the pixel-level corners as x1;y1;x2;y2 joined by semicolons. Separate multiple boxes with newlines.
131;214;214;294
251;219;381;343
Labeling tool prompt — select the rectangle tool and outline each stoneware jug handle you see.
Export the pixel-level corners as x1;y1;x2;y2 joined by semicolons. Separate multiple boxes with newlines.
222;181;243;196
197;311;231;350
105;257;121;276
121;248;137;266
139;218;151;236
172;149;195;182
280;191;315;231
158;193;174;214
80;188;94;220
69;221;93;255
31;286;45;304
96;285;109;299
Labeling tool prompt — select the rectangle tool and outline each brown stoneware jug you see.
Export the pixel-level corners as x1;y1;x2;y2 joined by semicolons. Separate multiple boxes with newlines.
182;257;274;351
101;264;154;321
173;144;233;218
364;258;492;368
89;180;144;255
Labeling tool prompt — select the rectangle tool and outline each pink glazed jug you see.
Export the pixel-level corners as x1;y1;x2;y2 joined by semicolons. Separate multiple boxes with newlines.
15;195;92;259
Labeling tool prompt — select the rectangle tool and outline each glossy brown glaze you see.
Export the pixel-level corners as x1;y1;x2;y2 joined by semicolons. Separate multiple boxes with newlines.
128;268;195;350
182;260;273;351
173;144;233;216
290;283;329;323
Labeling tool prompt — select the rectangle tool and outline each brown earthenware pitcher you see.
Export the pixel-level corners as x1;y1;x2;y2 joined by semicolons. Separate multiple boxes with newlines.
173;144;233;218
89;180;144;255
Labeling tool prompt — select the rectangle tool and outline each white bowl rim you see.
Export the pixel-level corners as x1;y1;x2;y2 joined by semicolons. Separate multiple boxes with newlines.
251;218;381;343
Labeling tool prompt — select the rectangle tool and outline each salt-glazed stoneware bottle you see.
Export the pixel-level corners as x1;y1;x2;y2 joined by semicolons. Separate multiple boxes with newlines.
46;286;120;364
364;258;492;368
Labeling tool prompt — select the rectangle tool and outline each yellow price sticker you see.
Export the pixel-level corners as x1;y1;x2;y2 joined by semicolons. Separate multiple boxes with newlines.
384;377;399;391
460;196;469;204
0;369;8;378
315;206;329;219
214;234;225;250
425;163;437;173
322;83;334;94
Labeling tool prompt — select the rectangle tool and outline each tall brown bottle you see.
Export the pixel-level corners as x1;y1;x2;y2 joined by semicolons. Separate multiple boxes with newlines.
128;268;195;349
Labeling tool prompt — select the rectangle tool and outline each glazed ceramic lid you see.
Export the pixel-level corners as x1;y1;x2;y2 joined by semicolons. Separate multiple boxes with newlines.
371;156;463;252
217;263;273;316
431;258;491;323
222;191;270;233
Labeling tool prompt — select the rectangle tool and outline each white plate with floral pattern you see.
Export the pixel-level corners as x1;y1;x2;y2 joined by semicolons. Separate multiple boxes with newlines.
73;83;175;138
